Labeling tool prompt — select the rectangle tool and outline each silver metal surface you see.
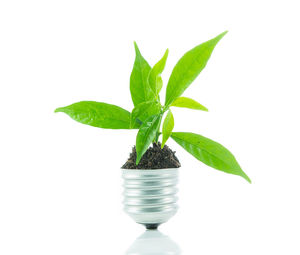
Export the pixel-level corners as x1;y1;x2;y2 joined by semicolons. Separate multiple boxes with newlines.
122;168;179;228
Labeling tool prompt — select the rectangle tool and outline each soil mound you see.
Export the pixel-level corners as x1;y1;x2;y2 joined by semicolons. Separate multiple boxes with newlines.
122;142;181;169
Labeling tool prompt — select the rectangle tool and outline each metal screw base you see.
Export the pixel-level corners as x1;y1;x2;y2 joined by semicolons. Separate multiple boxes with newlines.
122;168;179;228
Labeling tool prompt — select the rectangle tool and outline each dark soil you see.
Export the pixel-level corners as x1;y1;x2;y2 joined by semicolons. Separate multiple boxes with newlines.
121;142;181;169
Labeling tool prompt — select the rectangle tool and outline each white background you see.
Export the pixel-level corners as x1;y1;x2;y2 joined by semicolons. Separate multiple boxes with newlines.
1;0;300;254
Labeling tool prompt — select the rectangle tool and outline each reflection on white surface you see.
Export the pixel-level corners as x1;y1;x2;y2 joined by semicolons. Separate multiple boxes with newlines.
126;230;181;255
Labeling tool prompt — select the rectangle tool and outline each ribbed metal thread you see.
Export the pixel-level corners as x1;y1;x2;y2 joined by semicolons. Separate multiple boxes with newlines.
122;168;179;227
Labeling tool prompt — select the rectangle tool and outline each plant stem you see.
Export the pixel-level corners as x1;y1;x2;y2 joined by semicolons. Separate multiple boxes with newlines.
154;114;163;143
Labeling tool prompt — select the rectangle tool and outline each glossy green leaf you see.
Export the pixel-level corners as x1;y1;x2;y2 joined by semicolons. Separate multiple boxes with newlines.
130;42;155;106
55;101;133;129
149;49;169;96
136;114;161;164
171;132;251;183
156;76;163;94
165;31;227;107
171;97;208;111
130;101;161;128
161;110;174;148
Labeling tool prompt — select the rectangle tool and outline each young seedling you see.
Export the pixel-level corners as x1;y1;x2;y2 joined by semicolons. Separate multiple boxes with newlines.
55;31;251;183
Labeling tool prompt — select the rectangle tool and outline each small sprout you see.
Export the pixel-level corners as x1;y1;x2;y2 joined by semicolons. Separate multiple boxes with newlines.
55;31;251;183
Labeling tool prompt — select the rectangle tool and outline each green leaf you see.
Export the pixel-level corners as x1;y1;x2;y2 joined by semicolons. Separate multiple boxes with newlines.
130;101;161;128
55;101;133;129
161;110;174;148
136;114;161;164
165;31;227;107
171;97;208;111
171;132;251;183
130;42;155;106
149;49;169;96
156;76;163;94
